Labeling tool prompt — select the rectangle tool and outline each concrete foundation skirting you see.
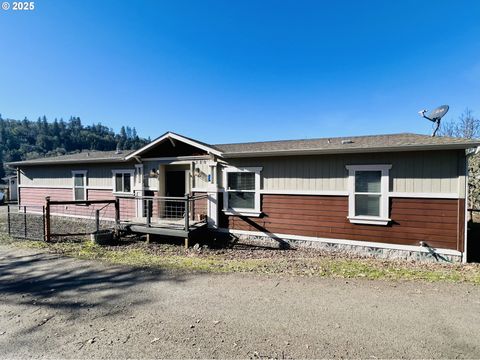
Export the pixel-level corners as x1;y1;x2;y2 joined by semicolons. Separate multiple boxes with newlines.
219;230;462;263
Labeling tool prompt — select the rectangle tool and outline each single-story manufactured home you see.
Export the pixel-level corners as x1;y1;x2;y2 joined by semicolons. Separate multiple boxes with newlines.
8;131;480;262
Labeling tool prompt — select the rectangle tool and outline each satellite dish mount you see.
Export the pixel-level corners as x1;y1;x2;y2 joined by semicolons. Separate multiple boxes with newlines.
418;105;449;137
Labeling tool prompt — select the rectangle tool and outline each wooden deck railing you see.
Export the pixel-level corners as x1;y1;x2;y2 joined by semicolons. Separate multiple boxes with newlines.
117;193;208;232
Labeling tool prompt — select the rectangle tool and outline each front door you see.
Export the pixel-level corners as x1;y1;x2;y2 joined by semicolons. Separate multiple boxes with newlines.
165;171;186;219
165;171;186;197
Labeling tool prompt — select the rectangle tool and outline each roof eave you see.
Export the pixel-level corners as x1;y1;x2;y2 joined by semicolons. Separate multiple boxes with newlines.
222;143;480;158
6;157;128;167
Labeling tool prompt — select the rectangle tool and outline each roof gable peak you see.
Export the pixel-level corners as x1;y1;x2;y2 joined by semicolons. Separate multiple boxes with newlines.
125;131;222;160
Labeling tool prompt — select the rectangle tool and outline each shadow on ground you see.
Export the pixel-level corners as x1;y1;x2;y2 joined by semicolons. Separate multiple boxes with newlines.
0;249;184;313
131;230;296;252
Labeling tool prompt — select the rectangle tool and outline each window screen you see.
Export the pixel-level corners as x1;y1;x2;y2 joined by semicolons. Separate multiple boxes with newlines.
227;172;255;190
226;172;256;210
73;173;86;201
354;171;381;217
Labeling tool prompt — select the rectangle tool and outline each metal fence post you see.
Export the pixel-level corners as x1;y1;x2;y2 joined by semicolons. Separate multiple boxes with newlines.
23;206;27;239
114;198;120;237
95;209;100;233
45;197;51;242
42;206;45;241
114;198;120;225
7;205;11;236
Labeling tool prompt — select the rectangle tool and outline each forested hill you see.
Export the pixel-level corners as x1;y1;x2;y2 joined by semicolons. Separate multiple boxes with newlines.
0;115;150;179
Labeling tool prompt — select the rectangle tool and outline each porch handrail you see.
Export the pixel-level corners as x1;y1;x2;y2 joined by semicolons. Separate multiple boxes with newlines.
115;195;187;201
189;194;208;201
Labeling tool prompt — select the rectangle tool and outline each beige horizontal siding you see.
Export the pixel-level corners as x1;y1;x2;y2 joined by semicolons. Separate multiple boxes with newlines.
17;149;465;197
192;161;211;190
225;150;464;195
19;163;137;188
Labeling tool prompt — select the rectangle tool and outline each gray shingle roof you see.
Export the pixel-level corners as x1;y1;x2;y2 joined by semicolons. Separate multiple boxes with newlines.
214;133;480;157
7;132;480;166
7;150;133;166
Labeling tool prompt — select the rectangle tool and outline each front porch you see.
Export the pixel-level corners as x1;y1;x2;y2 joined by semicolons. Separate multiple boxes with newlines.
116;132;223;245
119;194;209;246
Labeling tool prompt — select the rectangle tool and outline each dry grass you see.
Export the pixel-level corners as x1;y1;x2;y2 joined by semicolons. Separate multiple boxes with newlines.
1;205;479;284
2;235;479;284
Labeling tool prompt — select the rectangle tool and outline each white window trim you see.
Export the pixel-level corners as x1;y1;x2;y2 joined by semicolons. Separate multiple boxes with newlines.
72;170;87;201
222;166;262;217
346;164;391;226
112;169;135;195
134;164;144;191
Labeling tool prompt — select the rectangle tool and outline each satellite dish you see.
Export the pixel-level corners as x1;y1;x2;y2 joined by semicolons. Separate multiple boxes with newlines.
418;105;449;137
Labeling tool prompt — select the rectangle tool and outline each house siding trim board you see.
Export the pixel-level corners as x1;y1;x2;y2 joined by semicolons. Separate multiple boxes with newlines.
259;189;461;199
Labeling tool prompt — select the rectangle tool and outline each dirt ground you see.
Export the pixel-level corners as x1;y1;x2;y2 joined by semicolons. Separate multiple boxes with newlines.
1;245;480;359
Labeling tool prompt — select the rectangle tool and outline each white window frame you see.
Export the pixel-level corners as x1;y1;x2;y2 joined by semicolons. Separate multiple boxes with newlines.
134;164;144;191
346;164;391;226
222;166;262;217
72;170;87;201
112;169;135;195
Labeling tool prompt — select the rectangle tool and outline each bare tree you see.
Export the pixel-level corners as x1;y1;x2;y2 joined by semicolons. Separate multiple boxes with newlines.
439;109;480;213
437;119;456;137
438;108;480;139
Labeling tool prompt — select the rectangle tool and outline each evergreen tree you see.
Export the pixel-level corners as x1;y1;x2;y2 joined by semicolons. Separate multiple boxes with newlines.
0;115;148;181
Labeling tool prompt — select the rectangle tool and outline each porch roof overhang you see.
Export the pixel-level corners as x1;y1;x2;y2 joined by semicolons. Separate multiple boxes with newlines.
125;131;223;160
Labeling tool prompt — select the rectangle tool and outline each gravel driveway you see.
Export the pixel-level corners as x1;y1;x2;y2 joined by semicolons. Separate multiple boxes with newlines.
1;245;480;359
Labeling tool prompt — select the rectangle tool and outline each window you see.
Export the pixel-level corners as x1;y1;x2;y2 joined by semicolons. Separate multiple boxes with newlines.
346;165;391;225
135;164;144;187
72;171;87;201
112;170;134;194
223;167;262;216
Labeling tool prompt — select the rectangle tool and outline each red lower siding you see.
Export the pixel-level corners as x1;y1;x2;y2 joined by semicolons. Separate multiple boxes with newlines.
19;188;465;251
219;194;464;251
19;187;136;221
192;192;208;221
20;187;72;206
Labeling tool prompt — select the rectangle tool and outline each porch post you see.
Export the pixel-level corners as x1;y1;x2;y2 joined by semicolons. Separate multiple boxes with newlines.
158;164;166;218
134;164;144;218
184;193;190;231
206;161;219;228
184;194;190;249
207;192;219;228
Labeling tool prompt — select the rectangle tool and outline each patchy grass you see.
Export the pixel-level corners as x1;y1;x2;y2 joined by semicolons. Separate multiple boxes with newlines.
1;234;480;284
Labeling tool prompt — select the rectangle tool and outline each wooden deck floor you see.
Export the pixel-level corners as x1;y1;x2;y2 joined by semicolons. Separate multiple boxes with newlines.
122;218;207;238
